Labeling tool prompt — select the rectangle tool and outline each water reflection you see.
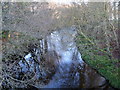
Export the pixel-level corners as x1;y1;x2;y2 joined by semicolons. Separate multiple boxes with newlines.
2;26;112;88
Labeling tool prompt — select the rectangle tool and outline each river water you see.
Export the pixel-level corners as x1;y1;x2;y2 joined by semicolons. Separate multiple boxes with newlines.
2;26;113;89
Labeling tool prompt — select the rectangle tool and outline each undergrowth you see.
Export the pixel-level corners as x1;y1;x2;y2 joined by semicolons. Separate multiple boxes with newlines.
76;33;120;88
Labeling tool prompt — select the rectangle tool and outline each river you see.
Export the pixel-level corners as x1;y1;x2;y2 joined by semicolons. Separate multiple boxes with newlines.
2;26;113;89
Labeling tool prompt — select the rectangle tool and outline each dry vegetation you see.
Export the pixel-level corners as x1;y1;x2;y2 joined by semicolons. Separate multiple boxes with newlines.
1;1;120;88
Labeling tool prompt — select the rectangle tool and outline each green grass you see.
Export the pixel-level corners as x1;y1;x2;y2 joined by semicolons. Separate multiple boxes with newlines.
76;33;120;88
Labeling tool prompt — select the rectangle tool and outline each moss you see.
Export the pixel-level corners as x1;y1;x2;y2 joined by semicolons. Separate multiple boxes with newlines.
82;51;120;88
76;34;120;88
0;30;9;38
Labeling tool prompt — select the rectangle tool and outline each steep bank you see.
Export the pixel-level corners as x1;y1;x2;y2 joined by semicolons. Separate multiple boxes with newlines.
76;30;120;89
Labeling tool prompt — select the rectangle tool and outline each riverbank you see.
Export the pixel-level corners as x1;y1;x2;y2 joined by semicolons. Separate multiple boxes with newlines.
0;29;117;89
76;31;120;89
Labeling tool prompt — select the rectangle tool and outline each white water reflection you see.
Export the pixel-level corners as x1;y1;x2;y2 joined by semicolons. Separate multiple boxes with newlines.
13;26;106;88
17;26;84;87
